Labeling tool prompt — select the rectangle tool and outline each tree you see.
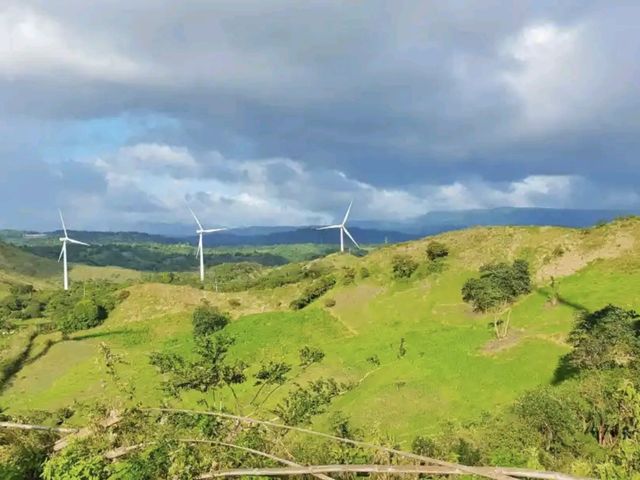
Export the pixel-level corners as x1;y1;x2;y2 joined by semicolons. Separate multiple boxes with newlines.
299;346;325;367
391;254;418;279
149;333;246;402
461;260;531;312
250;361;292;407
426;241;449;261
290;275;336;310
192;301;229;338
59;299;102;334
514;387;578;453
566;305;640;371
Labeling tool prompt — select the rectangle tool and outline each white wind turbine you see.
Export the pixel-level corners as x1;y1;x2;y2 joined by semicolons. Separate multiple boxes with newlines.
189;208;227;283
317;201;360;253
57;210;89;291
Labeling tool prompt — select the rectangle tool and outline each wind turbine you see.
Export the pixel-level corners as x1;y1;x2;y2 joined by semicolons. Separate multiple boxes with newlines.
57;210;89;291
317;201;360;253
189;208;227;283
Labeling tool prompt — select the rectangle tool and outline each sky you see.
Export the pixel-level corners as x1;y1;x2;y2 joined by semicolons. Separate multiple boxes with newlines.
1;0;639;231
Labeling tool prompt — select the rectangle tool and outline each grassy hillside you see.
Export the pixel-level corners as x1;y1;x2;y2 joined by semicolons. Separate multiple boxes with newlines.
2;218;640;444
0;241;141;296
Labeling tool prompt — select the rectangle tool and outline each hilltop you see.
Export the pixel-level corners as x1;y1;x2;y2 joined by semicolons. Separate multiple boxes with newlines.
2;217;640;444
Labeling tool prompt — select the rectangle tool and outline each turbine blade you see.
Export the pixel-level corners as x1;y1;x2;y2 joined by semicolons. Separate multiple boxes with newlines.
188;207;203;230
341;201;353;225
67;238;89;246
201;228;227;233
343;227;360;249
58;209;68;237
317;225;341;230
58;243;65;262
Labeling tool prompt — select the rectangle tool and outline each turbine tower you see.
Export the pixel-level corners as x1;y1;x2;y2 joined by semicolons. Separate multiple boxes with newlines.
189;208;226;283
57;210;89;291
317;201;360;253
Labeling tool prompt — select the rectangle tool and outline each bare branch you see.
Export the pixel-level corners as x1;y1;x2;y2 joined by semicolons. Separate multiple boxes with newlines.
180;439;333;480
143;408;516;480
0;421;79;434
54;410;122;452
200;464;593;480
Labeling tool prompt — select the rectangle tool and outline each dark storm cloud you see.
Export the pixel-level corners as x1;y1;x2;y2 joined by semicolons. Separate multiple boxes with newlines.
0;0;639;229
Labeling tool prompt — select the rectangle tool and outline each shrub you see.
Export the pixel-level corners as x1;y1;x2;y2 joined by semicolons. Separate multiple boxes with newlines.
290;276;336;310
366;354;380;366
391;254;418;279
324;298;336;308
342;266;356;285
228;298;241;308
9;284;34;296
514;387;578;453
359;267;370;279
192;301;229;338
60;299;103;334
299;346;325;367
566;305;640;371
426;241;449;261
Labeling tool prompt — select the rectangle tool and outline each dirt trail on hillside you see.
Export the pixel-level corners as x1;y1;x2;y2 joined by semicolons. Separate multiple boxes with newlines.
536;231;635;281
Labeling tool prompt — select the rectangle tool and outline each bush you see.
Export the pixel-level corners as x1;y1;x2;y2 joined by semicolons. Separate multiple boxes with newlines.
9;284;34;296
290;276;336;310
228;298;241;308
359;267;370;279
60;299;104;334
391;254;418;279
324;298;336;308
192;301;229;338
342;266;356;285
299;346;325;367
426;241;449;261
566;305;640;371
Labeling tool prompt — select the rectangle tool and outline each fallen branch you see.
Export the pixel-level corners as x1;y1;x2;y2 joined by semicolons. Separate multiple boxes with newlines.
201;464;592;480
0;421;79;434
54;410;122;452
144;408;515;480
104;443;147;460
180;439;333;480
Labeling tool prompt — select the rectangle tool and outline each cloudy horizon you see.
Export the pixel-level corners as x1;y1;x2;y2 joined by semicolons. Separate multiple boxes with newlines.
1;1;639;231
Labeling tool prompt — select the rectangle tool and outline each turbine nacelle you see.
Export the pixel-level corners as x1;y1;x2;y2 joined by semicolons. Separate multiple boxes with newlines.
317;201;360;252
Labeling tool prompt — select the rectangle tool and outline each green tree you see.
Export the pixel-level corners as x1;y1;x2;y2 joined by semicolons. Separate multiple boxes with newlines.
150;333;246;402
299;346;325;367
461;260;531;312
59;299;102;334
290;275;336;310
391;254;418;279
192;301;229;338
426;241;449;261
566;305;640;371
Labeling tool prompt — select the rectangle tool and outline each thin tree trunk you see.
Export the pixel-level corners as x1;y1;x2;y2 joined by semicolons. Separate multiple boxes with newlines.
199;464;593;480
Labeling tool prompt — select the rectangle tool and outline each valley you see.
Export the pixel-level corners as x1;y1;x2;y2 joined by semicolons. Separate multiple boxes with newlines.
2;219;639;441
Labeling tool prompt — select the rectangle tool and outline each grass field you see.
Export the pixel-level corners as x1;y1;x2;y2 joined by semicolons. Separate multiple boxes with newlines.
2;218;640;444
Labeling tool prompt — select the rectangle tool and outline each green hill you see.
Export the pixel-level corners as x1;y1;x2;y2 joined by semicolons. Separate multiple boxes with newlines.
0;241;60;295
1;218;640;443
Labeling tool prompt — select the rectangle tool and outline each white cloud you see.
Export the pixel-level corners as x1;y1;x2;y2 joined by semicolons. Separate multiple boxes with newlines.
0;6;149;82
85;142;599;227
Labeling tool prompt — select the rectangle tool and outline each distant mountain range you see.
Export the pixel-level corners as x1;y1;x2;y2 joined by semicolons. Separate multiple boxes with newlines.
353;207;640;235
1;207;638;247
